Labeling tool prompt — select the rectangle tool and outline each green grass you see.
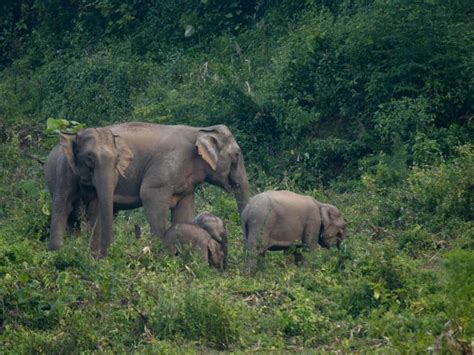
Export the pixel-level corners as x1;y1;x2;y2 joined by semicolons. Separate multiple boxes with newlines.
0;0;473;352
0;155;472;352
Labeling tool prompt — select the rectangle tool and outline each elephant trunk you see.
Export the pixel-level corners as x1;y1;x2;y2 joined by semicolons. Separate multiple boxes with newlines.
48;156;79;251
48;197;69;250
94;166;117;258
232;152;250;216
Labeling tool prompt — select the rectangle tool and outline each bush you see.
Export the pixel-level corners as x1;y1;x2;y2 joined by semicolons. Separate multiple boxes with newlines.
443;249;474;336
149;285;242;349
0;0;472;352
256;0;473;184
406;145;473;224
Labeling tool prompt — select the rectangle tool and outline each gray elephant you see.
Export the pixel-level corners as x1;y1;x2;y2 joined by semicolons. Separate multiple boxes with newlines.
162;220;226;270
44;123;249;258
241;190;347;272
194;212;228;269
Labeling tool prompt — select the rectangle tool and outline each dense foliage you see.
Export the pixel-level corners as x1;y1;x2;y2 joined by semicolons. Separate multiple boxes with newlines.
0;0;472;352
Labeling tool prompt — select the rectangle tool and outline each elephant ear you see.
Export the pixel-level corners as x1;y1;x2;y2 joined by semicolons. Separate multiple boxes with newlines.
194;212;223;243
321;203;341;229
196;132;219;171
320;204;332;229
60;132;78;174
321;203;340;229
113;135;133;178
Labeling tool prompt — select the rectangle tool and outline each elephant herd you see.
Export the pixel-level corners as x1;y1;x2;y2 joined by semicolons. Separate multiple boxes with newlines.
44;122;346;272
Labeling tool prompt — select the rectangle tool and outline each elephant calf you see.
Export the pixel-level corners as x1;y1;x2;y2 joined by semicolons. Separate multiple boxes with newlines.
162;212;227;270
241;190;347;272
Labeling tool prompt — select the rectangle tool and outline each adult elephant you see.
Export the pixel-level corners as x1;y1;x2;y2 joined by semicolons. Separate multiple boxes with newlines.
44;122;250;258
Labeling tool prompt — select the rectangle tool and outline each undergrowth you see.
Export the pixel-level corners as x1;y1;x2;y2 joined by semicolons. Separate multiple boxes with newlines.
0;141;472;352
0;0;472;352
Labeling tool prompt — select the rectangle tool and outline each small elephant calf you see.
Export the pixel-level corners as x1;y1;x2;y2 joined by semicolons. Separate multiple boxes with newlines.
241;190;347;272
162;212;227;270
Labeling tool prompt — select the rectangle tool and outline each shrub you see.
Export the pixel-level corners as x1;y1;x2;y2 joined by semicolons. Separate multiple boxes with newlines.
0;0;472;352
443;249;474;336
406;145;473;224
149;286;241;349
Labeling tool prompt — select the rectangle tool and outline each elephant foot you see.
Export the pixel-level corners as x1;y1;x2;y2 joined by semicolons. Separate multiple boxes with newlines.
91;248;108;260
48;240;63;251
134;224;142;239
243;257;258;276
90;248;100;259
294;251;305;266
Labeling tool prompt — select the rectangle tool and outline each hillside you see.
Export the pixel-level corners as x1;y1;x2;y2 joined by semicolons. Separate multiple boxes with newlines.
0;1;473;352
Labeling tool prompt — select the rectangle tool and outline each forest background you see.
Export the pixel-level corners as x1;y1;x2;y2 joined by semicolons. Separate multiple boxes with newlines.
0;0;472;352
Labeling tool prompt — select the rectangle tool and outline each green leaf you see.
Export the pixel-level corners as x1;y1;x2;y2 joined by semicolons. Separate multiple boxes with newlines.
18;273;29;283
184;25;195;37
42;203;50;216
45;118;86;135
46;118;69;131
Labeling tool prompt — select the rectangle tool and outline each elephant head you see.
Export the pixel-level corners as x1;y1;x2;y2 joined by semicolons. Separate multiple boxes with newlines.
318;203;347;248
194;212;228;269
207;238;225;270
60;128;133;257
195;125;250;215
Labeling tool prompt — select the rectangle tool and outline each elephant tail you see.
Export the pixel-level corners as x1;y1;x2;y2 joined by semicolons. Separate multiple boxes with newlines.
241;204;259;252
241;210;255;274
241;204;252;243
243;220;249;243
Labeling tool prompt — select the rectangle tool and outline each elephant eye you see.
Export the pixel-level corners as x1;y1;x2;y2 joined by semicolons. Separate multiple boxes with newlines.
232;150;240;161
84;152;95;167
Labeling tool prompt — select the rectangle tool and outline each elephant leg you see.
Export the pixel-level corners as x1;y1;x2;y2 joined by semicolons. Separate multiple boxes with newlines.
283;247;303;265
244;221;269;274
48;185;73;250
171;194;195;224
198;245;209;265
294;249;304;265
134;224;141;239
87;198;101;257
67;200;82;239
302;220;321;252
48;203;70;250
140;186;170;239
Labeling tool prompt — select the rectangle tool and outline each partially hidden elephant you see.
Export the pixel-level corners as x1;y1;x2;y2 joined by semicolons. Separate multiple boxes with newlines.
44;122;250;258
162;219;226;270
241;190;347;272
194;212;228;269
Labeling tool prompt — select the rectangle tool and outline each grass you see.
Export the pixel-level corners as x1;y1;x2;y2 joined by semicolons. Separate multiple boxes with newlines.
1;169;472;352
0;1;472;351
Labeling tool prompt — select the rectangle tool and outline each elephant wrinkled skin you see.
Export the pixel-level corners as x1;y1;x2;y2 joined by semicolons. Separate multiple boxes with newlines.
241;190;347;272
44;122;250;258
